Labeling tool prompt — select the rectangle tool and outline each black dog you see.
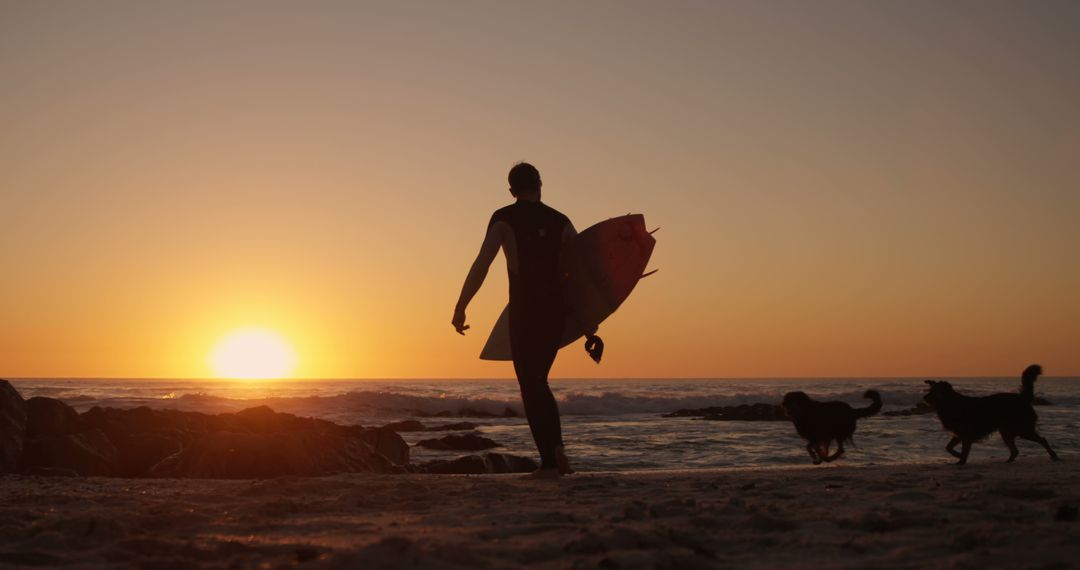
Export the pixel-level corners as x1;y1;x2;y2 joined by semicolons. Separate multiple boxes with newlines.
923;364;1058;465
781;390;882;464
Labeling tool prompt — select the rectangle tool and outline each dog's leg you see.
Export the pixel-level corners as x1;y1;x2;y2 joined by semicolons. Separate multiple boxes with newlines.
824;439;845;462
945;437;963;459
1000;431;1019;463
1019;432;1060;461
957;440;972;465
806;442;822;465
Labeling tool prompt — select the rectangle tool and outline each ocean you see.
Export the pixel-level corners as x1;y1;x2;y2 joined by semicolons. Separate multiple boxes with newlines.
8;377;1078;471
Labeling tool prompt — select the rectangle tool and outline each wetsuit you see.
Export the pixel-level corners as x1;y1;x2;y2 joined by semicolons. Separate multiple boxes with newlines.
489;200;569;469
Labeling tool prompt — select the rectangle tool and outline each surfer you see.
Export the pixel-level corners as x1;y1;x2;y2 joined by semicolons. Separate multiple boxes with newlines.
452;162;594;478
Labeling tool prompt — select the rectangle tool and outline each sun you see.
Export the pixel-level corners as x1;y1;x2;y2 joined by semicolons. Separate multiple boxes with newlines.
210;328;297;379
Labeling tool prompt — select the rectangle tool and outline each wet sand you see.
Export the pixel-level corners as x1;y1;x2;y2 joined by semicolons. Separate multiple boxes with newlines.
1;459;1077;569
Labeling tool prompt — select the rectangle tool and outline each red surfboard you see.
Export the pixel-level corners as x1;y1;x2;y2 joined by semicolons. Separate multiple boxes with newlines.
480;214;657;361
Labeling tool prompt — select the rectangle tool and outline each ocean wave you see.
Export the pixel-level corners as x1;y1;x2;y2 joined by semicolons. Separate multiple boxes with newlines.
46;386;1073;418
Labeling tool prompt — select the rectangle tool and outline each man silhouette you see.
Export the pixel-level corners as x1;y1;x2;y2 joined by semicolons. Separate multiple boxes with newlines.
453;162;593;478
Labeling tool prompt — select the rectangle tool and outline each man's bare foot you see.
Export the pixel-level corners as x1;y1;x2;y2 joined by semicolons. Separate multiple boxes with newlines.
522;467;561;480
554;445;575;475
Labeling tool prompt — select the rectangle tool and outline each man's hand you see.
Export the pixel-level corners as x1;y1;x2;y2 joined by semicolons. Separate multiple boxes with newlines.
584;333;604;364
452;307;470;335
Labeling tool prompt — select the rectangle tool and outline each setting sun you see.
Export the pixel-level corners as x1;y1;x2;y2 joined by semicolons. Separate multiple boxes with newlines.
209;328;297;379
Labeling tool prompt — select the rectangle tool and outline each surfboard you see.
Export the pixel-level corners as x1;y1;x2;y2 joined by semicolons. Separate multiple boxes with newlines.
479;213;657;361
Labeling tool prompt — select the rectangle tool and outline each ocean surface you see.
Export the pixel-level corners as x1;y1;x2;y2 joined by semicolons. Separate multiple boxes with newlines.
9;377;1078;471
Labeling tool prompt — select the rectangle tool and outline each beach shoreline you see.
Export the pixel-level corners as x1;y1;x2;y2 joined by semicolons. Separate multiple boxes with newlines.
2;459;1076;569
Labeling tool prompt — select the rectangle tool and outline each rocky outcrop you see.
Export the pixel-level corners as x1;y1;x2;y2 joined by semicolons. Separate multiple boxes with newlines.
380;420;484;433
22;428;117;476
5;385;410;478
350;426;410;467
416;452;538;474
25;397;81;437
416;407;519;419
414;433;500;451
149;430;393;479
0;380;27;473
381;420;427;432
427;422;484;432
882;402;935;417
663;403;787;421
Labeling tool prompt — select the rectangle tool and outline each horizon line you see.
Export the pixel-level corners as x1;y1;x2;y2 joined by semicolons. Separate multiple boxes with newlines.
5;374;1078;381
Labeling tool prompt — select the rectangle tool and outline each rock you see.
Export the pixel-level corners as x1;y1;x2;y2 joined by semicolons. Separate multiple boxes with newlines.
141;407;408;478
413;433;500;451
662;407;722;418
883;402;935;417
427;422;484;432
19;403;408;478
415;407;519;419
1033;397;1053;406
484;452;538;473
417;452;538;474
25;397;82;437
420;454;486;474
662;403;787;421
380;420;485;433
354;426;410;466
381;420;427;432
22;428;118;476
80;406;206;446
149;429;396;479
113;433;183;477
0;380;27;473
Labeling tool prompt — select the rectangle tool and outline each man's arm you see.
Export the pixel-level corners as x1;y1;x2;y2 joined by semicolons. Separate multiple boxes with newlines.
452;223;502;335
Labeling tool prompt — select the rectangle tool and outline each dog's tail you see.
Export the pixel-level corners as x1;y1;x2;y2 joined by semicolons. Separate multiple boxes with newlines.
1021;364;1042;403
855;390;883;419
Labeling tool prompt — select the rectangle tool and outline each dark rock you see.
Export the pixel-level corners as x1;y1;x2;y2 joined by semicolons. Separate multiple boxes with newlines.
80;406;206;446
662;403;787;421
415;407;519;419
381;420;427;432
23;404;409;478
413;433;500;451
0;380;26;473
149;429;395;479
883;402;935;417
427;422;484;432
22;428;118;476
417;452;538;474
663;406;726;418
380;420;485;433
1033;397;1053;406
113;433;183;477
355;426;410;466
25;397;81;437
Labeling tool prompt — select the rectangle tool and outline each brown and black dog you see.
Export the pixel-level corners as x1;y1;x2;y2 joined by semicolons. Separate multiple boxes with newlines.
923;364;1058;465
781;390;882;464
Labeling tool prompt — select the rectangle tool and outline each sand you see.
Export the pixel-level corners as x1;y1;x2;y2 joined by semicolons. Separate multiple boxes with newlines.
1;459;1077;569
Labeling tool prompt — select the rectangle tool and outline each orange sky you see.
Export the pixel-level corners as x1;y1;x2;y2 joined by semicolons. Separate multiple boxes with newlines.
2;2;1078;379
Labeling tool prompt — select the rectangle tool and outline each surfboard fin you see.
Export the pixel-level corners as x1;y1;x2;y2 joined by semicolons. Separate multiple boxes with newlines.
641;269;658;278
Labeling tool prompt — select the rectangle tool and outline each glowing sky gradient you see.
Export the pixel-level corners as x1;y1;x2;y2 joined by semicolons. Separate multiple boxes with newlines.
2;2;1078;378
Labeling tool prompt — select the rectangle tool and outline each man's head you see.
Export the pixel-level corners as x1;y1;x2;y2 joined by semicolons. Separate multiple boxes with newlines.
508;162;542;197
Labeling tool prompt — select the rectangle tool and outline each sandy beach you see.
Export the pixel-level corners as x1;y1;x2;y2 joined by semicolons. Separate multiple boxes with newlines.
2;459;1077;569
